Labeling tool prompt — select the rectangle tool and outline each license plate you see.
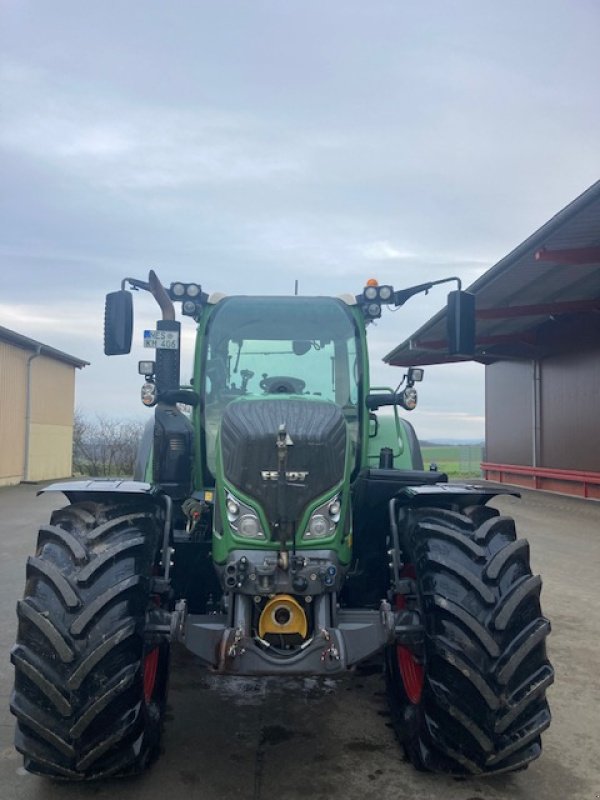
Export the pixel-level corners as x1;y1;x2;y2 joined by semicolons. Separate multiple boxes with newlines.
143;330;179;349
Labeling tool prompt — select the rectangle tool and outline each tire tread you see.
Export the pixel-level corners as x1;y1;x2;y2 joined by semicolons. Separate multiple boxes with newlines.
386;503;553;776
12;500;168;780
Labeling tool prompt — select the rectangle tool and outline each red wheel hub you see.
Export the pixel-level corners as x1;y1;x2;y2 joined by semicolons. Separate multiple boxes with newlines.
395;565;424;704
143;647;159;704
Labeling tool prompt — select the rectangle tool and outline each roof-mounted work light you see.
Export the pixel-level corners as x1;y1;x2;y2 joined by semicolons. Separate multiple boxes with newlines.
362;280;395;305
168;282;209;320
168;282;205;301
365;302;382;319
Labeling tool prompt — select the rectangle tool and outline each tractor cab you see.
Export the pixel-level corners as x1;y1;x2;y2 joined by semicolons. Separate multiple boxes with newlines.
198;295;364;480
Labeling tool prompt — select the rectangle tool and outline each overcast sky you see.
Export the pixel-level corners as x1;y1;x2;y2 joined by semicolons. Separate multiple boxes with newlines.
1;1;598;439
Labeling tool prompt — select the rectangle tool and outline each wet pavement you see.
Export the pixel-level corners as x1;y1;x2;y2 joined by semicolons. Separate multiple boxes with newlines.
1;482;599;800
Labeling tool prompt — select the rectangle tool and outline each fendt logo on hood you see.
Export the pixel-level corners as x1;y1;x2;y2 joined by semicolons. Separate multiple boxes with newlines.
261;470;309;482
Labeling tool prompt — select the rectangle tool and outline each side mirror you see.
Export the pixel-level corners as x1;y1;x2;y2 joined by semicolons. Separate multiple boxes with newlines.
447;290;475;356
104;290;133;355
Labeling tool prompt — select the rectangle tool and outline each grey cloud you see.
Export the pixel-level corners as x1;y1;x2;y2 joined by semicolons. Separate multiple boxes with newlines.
2;1;599;435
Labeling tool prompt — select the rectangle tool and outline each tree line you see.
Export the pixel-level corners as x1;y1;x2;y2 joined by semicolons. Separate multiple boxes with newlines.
72;410;145;477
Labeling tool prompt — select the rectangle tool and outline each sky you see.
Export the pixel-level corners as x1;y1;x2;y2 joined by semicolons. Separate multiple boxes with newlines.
1;0;599;440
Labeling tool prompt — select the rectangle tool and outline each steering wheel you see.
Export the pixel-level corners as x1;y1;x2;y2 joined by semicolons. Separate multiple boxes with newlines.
259;374;306;394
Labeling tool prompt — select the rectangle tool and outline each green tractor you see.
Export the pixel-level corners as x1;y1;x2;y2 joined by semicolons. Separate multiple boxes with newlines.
11;271;553;780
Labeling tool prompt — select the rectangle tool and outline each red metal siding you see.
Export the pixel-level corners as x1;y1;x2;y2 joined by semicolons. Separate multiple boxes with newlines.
482;463;600;499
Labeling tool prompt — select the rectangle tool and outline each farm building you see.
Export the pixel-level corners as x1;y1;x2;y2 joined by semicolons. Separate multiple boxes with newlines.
0;326;88;486
385;179;600;500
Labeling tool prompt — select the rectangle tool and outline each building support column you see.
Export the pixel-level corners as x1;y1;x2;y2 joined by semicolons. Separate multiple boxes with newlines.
532;359;542;477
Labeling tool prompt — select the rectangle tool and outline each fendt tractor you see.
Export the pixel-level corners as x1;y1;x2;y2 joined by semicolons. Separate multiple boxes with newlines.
11;271;553;780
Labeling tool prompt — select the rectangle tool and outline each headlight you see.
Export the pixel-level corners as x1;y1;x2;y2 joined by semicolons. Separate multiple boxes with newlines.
378;285;393;301
328;499;341;519
239;515;260;537
186;283;200;297
226;496;240;519
141;382;157;407
308;515;329;537
364;285;378;300
226;493;265;539
401;386;418;410
172;282;185;297
303;496;341;540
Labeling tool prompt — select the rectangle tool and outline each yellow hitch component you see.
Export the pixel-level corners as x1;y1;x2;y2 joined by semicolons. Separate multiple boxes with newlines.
259;594;308;639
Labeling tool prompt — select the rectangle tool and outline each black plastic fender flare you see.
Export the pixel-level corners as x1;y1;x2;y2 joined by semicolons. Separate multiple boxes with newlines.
38;479;160;502
392;482;519;510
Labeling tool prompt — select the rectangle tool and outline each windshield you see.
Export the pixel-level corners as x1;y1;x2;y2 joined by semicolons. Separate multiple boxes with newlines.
200;296;362;479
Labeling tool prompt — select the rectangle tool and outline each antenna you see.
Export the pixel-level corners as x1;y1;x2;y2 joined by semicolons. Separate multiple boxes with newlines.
294;279;299;296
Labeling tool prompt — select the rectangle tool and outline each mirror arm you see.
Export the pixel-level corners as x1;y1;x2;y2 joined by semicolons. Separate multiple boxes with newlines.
119;271;176;321
366;393;399;410
393;276;462;307
121;277;150;292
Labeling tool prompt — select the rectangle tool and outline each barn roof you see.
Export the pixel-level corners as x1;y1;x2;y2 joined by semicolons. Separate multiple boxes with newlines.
384;179;600;366
0;326;89;368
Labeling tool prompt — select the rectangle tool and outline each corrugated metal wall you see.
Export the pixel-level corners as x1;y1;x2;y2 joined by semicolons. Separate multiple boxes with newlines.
27;355;75;481
0;341;77;485
540;348;600;472
485;315;600;473
0;342;28;485
485;360;534;466
30;356;75;427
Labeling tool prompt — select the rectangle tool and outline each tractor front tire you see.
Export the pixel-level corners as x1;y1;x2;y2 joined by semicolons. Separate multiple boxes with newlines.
11;500;170;780
386;506;553;775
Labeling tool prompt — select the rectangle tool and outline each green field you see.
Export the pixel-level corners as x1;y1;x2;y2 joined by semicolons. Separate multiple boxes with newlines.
420;444;483;478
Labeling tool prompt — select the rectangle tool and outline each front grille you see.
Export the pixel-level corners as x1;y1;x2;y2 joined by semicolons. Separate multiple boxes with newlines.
220;398;346;527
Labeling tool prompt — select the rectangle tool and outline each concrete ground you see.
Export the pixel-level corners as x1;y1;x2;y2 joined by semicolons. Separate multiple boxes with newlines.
0;483;599;800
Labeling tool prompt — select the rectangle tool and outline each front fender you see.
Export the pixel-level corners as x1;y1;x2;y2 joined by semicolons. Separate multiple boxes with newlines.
38;479;174;587
393;482;519;510
38;479;160;504
388;483;519;593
